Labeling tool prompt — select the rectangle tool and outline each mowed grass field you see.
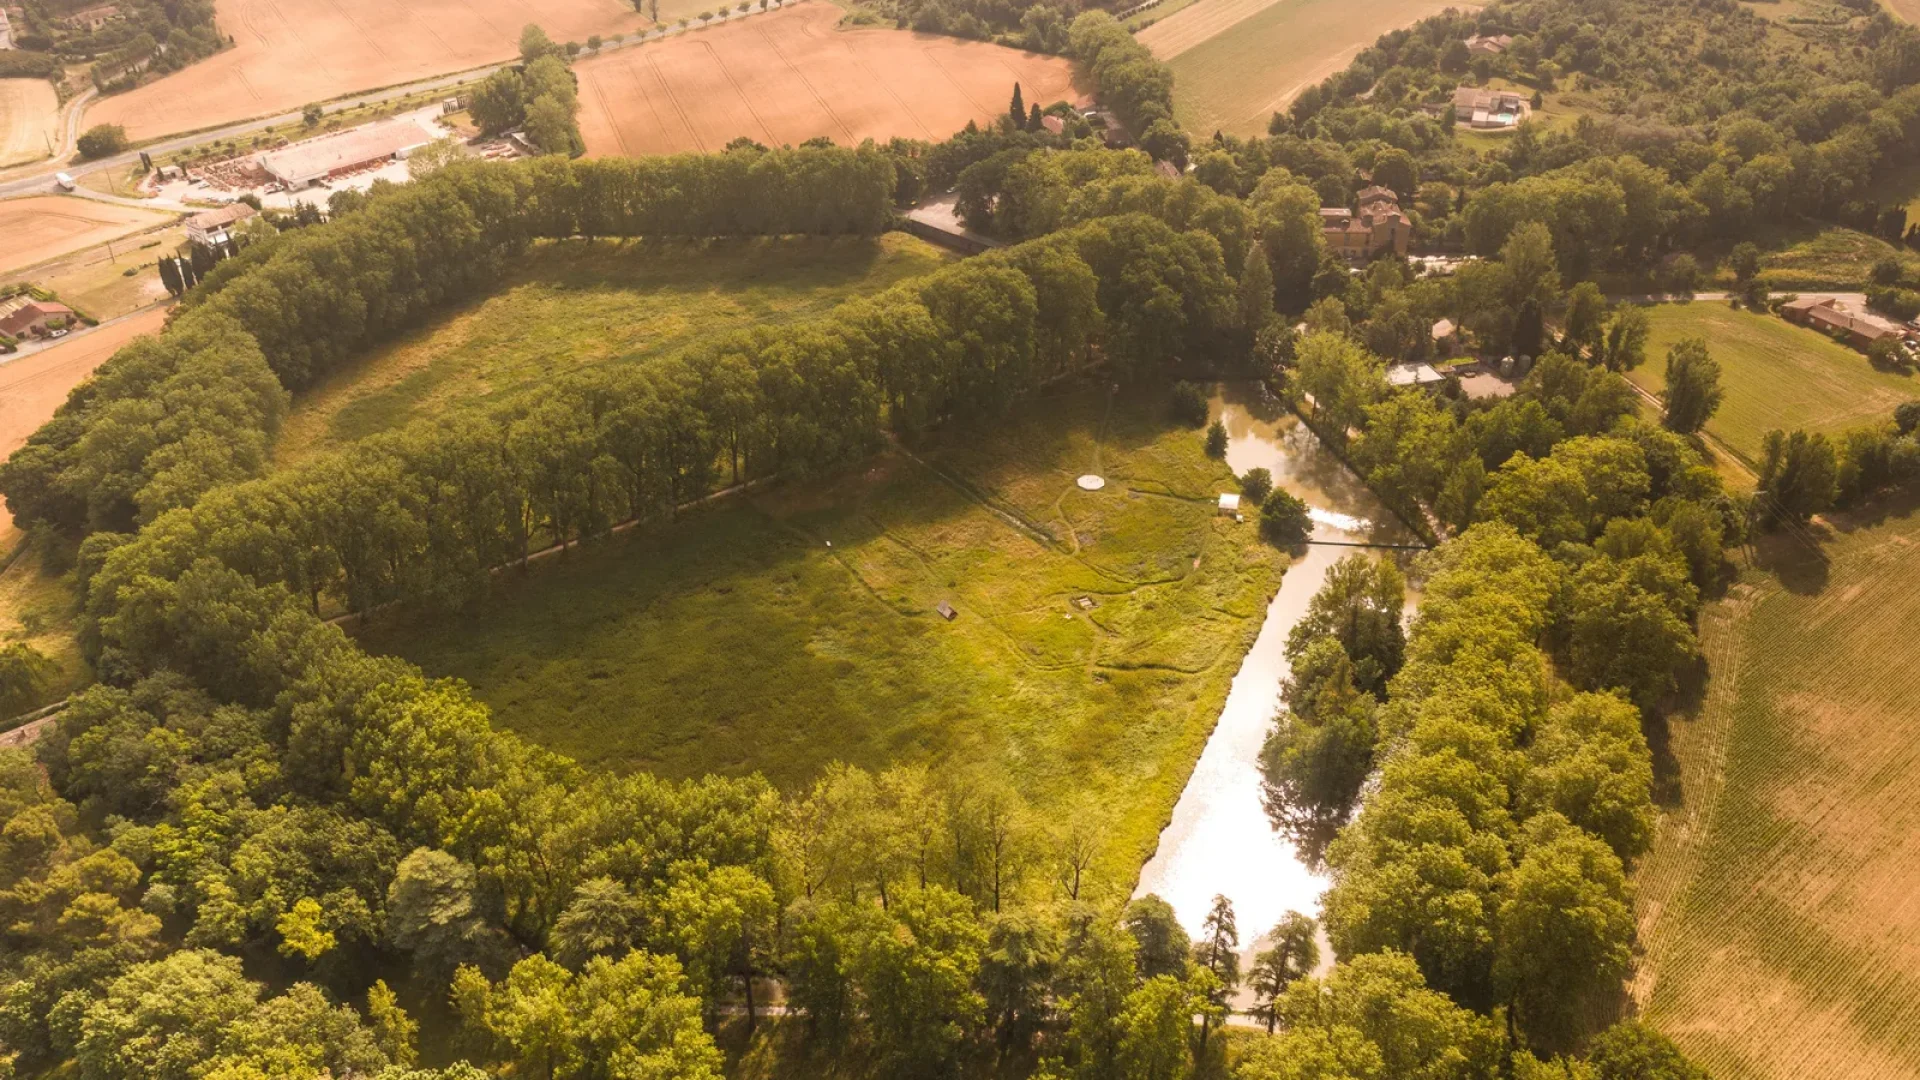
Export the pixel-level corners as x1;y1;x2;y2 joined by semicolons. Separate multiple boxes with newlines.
1156;0;1461;136
1631;498;1920;1080
1627;303;1918;463
84;0;647;142
358;389;1283;881
575;2;1086;155
275;232;954;464
0;79;59;168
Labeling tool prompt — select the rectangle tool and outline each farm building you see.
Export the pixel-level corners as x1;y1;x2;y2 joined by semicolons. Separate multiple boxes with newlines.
185;203;256;250
1782;295;1904;350
1465;33;1512;55
262;119;438;187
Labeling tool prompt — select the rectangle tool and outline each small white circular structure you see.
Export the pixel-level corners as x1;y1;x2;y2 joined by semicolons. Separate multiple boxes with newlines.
1077;474;1106;491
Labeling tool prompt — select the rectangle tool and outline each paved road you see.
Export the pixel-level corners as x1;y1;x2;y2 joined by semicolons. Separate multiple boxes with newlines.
0;1;800;200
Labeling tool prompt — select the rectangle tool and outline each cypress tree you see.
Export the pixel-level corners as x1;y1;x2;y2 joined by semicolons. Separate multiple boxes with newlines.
157;255;183;297
1009;83;1024;130
1028;103;1043;131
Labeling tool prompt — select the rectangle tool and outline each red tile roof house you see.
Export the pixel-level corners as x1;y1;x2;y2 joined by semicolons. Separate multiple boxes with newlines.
0;298;77;341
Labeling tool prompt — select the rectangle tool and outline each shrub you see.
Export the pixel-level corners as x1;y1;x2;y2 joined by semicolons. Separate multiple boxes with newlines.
1260;488;1312;545
1241;467;1273;503
1169;381;1208;426
1204;419;1228;457
76;124;129;159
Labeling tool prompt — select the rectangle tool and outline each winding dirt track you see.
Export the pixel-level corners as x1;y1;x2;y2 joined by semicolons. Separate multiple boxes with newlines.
575;3;1087;156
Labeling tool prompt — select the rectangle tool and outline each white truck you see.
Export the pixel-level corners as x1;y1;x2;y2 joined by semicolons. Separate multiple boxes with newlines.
54;172;76;192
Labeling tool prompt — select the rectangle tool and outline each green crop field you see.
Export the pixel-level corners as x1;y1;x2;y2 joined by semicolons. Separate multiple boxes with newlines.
357;388;1283;882
1628;302;1919;463
1631;496;1920;1080
1164;0;1459;136
274;233;955;465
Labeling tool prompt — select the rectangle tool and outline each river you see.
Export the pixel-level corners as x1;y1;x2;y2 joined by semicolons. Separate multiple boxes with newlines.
1131;383;1410;1002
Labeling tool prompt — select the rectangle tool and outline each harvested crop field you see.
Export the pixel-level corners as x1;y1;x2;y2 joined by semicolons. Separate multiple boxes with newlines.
575;2;1086;155
0;197;174;278
1632;499;1920;1080
0;79;59;168
84;0;646;142
0;308;168;543
1158;0;1462;135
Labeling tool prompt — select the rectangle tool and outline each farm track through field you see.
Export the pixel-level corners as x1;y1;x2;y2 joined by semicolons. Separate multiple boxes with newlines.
1634;508;1920;1079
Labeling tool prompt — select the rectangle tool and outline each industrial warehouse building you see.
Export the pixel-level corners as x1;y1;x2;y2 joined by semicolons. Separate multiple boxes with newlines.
261;118;439;188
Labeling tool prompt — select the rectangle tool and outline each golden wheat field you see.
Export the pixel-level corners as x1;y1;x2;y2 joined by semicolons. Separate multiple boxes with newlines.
1631;499;1920;1080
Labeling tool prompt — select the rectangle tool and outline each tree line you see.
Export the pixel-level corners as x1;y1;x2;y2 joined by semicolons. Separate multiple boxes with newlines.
67;210;1236;633
0;148;897;540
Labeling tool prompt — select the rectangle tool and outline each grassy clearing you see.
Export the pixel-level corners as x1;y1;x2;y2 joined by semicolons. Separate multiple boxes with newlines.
275;233;955;465
1753;224;1920;289
357;388;1283;882
1164;0;1459;136
0;540;90;721
1631;495;1920;1080
1627;302;1918;462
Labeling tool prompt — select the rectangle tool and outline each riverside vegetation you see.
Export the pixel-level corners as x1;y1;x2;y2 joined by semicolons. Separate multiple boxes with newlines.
7;0;1920;1078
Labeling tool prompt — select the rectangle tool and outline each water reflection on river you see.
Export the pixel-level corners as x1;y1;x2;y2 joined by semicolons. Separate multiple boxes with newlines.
1131;384;1410;1003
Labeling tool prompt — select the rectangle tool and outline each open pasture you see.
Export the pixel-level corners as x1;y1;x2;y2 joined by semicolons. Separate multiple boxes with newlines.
0;79;59;168
0;197;173;279
1158;0;1460;136
575;2;1086;155
1628;302;1917;463
274;232;954;464
358;389;1283;878
83;0;647;142
1632;499;1920;1080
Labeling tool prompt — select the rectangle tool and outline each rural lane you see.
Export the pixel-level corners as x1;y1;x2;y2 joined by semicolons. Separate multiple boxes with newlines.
0;1;802;201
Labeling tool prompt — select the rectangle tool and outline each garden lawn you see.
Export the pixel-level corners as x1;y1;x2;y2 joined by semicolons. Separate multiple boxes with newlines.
1629;302;1918;463
274;233;955;464
1631;495;1920;1080
357;388;1284;883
